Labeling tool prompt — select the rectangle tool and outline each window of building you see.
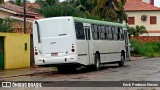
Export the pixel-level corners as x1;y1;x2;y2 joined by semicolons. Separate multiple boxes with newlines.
128;17;135;25
150;16;157;24
75;22;85;40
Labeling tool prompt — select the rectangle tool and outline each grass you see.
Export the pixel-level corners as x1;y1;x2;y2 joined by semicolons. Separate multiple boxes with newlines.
130;40;160;58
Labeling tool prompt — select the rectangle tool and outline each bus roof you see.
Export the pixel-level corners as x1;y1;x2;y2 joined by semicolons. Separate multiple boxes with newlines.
73;17;126;27
35;16;126;27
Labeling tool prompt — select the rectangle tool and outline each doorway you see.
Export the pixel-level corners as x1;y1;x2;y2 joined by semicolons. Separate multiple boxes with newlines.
0;37;4;70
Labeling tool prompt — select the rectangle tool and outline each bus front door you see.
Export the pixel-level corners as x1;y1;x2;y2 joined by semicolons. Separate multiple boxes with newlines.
84;27;91;64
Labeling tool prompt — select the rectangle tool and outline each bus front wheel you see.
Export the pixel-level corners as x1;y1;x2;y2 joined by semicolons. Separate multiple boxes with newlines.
94;54;100;71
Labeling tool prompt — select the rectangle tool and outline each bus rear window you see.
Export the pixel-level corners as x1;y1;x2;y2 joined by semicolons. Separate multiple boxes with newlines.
75;22;85;40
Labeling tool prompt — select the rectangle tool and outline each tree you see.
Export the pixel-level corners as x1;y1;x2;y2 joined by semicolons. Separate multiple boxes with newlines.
127;25;135;39
92;0;127;22
133;25;148;40
8;0;23;6
36;0;84;18
35;0;127;22
36;0;58;7
0;18;13;33
128;25;148;53
38;4;83;18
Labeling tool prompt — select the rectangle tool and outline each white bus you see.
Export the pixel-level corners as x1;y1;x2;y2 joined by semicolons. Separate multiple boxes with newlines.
33;16;130;71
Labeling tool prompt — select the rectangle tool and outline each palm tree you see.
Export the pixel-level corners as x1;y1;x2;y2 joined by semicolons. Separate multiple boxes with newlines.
128;25;148;53
92;0;127;22
127;25;135;39
36;0;58;7
133;25;148;40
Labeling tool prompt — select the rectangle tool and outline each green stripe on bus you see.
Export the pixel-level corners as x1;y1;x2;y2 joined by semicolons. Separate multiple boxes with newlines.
73;17;125;27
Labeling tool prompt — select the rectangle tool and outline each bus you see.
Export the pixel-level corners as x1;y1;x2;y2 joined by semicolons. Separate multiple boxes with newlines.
33;16;130;71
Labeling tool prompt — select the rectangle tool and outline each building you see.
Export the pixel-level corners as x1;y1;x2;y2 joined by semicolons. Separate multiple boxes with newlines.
124;0;160;42
0;3;43;68
142;0;154;5
0;3;42;34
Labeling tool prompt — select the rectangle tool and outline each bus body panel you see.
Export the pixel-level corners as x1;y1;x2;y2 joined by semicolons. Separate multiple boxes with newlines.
76;41;90;65
33;17;78;65
91;41;125;63
33;16;129;67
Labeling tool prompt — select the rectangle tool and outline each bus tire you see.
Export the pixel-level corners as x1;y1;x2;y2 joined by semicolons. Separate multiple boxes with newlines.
118;54;125;67
94;53;100;71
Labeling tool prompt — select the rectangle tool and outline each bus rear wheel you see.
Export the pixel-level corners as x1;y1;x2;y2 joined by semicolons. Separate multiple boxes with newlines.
118;54;125;67
94;54;100;71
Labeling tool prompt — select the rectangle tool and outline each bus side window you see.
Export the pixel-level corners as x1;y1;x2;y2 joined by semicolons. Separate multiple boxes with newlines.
100;25;106;40
75;22;85;40
108;26;113;40
98;25;101;40
120;28;124;40
105;26;109;40
91;24;95;40
114;27;118;40
93;25;99;40
117;27;121;40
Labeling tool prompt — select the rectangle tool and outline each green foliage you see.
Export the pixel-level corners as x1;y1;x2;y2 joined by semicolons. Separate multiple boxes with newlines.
38;4;83;18
0;0;4;4
130;40;160;57
127;25;148;39
8;0;22;6
0;18;13;33
36;0;58;7
35;0;127;22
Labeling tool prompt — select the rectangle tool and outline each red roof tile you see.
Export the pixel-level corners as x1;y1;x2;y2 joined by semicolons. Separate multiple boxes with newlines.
0;3;42;21
124;0;160;11
0;3;41;16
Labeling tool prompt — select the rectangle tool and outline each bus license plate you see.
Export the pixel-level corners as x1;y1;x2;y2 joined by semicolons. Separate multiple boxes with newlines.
51;53;58;56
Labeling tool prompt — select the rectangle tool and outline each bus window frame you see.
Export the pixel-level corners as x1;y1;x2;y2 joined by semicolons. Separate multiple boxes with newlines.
74;22;85;40
100;25;106;40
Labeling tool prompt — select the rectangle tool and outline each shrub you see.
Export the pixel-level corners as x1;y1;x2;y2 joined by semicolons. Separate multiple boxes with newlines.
0;18;13;33
130;40;160;57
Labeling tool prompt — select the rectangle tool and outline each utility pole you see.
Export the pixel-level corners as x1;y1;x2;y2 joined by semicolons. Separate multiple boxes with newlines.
23;0;26;34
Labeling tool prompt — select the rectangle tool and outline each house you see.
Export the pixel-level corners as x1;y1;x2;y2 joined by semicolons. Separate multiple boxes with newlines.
0;3;43;69
142;0;154;5
124;0;160;42
0;2;42;34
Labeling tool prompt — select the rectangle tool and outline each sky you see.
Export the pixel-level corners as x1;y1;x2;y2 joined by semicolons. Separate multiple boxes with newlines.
3;0;160;7
154;0;160;7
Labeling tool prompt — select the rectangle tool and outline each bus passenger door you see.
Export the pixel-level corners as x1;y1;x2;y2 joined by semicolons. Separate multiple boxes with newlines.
124;30;130;60
84;27;91;64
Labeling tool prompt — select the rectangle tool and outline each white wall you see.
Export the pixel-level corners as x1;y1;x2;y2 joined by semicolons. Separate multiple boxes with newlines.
126;11;160;36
